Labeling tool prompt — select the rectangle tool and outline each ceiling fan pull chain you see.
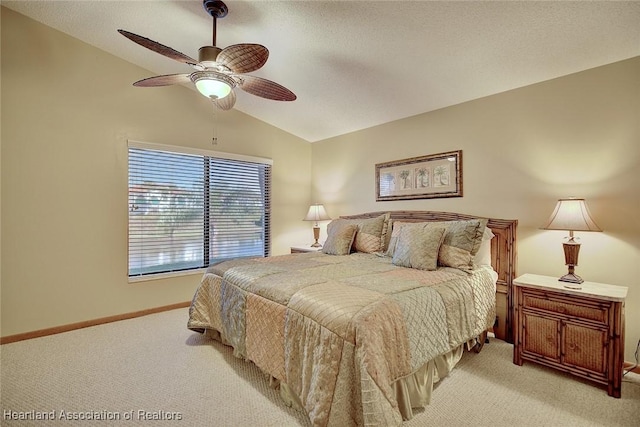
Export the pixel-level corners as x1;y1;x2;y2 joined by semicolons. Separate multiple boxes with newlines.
211;101;218;145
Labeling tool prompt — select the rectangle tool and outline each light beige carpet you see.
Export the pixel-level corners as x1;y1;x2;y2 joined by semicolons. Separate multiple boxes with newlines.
1;308;638;426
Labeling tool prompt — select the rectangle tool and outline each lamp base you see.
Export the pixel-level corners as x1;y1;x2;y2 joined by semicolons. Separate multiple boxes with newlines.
560;240;583;289
310;226;322;248
559;272;584;289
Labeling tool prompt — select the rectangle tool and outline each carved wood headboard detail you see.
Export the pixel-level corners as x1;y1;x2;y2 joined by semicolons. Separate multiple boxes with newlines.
340;210;518;343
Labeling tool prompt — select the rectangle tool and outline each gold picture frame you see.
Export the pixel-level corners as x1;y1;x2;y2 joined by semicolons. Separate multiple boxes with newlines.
375;150;462;201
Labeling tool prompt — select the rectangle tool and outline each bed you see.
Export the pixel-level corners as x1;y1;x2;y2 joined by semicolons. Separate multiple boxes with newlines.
188;211;517;426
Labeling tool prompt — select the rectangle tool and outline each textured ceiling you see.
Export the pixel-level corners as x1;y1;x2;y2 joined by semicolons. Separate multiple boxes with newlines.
3;1;640;142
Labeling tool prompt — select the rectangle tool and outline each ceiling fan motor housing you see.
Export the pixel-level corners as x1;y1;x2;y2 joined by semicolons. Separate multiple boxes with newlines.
199;46;224;69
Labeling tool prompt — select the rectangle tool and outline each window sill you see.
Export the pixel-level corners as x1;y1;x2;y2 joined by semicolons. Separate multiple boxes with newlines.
128;268;207;283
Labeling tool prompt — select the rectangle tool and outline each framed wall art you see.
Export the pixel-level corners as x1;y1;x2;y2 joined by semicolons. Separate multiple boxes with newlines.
375;150;462;201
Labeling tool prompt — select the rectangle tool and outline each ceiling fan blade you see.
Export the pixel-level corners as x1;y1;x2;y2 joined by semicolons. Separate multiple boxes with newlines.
133;74;192;87
217;44;269;74
213;90;236;111
118;29;198;66
235;75;296;101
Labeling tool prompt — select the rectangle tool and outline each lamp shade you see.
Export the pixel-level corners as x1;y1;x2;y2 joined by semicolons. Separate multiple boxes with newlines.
541;198;602;232
304;204;331;223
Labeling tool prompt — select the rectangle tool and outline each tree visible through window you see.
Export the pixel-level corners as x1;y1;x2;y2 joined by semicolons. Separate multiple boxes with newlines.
128;143;271;277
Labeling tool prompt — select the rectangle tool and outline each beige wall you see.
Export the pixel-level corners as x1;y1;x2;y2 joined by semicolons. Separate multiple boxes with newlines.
311;57;640;361
1;8;311;336
3;7;639;364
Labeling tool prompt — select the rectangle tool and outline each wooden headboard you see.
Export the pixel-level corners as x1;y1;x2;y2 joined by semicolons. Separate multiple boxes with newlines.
340;211;518;343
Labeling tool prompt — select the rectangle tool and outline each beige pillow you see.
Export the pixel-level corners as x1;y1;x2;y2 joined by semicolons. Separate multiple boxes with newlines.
386;221;426;257
473;227;495;266
322;220;358;255
341;213;388;253
382;218;393;252
379;213;392;252
430;219;488;257
392;226;446;271
386;218;489;272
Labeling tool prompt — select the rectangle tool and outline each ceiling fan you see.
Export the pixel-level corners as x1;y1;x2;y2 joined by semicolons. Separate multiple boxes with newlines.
118;0;296;110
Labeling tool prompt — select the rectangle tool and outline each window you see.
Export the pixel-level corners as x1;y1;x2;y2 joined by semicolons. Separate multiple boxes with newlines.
128;141;271;278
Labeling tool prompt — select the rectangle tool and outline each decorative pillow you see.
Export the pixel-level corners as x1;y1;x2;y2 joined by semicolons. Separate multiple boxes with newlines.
379;213;392;253
438;245;474;272
392;226;446;271
341;213;388;253
386;221;424;257
432;219;488;257
386;218;489;272
322;220;358;255
433;219;488;272
473;227;495;266
385;221;410;257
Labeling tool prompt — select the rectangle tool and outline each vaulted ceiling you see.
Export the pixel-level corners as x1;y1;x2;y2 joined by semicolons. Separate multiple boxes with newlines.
4;1;639;142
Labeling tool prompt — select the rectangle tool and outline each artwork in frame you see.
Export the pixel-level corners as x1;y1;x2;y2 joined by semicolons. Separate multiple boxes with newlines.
375;150;462;201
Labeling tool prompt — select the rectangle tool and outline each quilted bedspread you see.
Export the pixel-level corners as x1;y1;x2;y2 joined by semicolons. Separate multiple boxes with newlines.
188;252;496;426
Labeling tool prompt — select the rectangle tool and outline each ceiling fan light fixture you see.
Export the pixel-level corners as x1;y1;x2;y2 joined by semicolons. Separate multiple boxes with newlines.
191;71;235;99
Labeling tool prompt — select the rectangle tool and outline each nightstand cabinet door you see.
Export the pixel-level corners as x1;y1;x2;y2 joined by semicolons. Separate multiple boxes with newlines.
522;312;560;362
562;321;608;375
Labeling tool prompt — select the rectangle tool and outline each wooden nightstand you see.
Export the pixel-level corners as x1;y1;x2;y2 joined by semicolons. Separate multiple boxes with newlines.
290;245;323;254
513;273;627;398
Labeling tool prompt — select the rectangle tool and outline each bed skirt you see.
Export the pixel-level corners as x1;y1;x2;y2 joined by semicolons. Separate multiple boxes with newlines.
206;328;472;422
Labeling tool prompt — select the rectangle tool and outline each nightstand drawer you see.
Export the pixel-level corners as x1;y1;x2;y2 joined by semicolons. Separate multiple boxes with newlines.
521;291;609;324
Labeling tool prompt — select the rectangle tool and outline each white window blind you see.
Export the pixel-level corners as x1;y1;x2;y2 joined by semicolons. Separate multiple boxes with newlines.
128;142;271;277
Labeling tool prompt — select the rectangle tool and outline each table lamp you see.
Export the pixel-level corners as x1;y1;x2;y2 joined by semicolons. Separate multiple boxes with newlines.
303;204;331;247
541;198;602;288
